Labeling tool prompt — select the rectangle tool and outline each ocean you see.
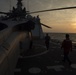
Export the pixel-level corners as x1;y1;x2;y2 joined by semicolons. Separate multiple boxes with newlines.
44;33;76;43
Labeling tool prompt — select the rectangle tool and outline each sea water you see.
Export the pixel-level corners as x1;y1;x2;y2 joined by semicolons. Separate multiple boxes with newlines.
44;33;76;43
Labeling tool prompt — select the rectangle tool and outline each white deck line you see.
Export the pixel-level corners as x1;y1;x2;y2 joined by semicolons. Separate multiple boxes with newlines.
33;44;46;48
14;68;21;72
20;50;48;58
28;67;41;74
20;44;49;58
47;65;64;71
71;64;76;68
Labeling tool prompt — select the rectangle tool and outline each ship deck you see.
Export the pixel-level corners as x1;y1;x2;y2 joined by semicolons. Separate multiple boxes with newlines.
14;39;76;75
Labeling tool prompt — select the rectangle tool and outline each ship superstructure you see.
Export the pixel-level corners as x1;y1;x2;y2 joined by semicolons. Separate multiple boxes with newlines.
0;0;51;39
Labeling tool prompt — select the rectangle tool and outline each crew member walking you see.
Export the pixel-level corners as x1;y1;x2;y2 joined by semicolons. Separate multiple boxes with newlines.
61;34;72;66
45;33;50;50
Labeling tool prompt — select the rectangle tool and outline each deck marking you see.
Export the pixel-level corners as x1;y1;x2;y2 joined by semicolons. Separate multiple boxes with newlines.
47;64;76;71
47;65;64;71
34;44;46;48
20;50;48;58
51;49;55;51
19;44;49;58
73;49;76;51
71;64;76;68
29;67;41;74
61;55;64;57
14;68;21;72
55;61;60;63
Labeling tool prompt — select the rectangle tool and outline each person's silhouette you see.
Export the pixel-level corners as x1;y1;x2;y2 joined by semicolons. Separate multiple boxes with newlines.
45;33;50;50
61;34;72;66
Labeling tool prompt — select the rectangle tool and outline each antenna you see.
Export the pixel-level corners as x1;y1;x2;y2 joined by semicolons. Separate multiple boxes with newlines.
9;0;12;12
27;0;29;11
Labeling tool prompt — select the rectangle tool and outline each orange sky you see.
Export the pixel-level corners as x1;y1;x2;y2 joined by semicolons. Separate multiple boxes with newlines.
36;10;76;33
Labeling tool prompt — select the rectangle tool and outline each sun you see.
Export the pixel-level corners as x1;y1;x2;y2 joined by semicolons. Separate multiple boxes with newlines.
71;22;76;29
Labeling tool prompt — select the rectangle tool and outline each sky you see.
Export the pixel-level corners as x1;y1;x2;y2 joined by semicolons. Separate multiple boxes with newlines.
0;0;76;33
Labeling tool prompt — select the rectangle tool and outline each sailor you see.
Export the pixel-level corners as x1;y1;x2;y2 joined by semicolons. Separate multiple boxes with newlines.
61;34;72;66
45;33;50;50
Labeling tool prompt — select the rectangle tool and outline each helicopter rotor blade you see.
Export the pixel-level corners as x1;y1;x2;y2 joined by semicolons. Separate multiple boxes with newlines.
41;23;52;29
0;11;10;14
29;6;76;14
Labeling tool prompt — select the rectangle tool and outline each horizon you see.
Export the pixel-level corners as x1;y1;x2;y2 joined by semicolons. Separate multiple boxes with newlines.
43;32;76;34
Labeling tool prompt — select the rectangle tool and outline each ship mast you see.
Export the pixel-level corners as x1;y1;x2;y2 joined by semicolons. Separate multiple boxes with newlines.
7;0;27;19
27;0;29;11
9;0;12;12
17;0;23;11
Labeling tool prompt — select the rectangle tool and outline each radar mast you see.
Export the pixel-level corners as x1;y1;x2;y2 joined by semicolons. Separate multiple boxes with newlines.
17;0;23;11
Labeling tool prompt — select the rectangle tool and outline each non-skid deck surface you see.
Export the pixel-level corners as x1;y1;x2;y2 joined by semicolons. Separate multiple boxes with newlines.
14;39;76;75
